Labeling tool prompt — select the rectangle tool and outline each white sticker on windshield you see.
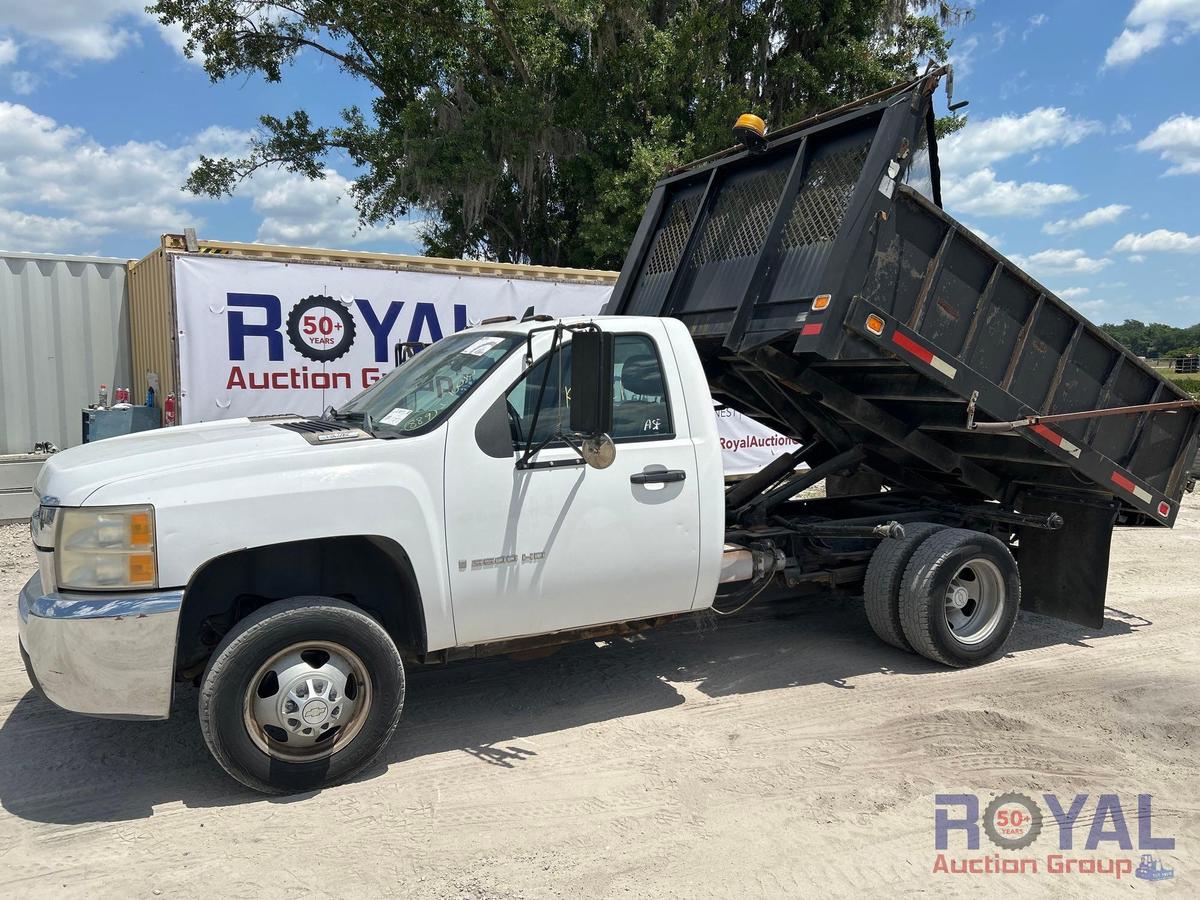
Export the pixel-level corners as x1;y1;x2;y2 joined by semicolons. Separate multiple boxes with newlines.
462;336;505;357
380;407;411;426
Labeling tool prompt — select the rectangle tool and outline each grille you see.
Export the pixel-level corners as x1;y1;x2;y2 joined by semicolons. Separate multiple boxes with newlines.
689;168;788;268
782;140;872;248
642;194;701;276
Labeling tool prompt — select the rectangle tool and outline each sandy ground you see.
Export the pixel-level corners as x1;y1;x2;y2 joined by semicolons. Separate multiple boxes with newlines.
1;494;1198;898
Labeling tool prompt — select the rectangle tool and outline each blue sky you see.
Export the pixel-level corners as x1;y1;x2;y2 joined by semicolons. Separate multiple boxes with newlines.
0;1;1198;326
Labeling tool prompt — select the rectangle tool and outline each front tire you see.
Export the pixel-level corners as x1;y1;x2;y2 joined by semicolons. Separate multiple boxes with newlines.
898;529;1020;667
199;597;405;794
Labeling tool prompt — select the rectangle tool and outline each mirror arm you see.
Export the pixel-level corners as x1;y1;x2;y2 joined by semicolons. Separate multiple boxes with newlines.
516;431;588;471
519;326;562;464
516;321;606;470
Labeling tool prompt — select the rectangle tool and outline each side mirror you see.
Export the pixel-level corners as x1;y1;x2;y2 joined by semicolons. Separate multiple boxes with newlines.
394;341;428;366
569;330;614;437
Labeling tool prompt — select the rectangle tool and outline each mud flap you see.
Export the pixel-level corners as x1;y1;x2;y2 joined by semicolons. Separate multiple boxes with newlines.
1015;494;1119;629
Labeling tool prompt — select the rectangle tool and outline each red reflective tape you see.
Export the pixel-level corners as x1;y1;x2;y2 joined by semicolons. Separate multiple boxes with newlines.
1031;423;1081;457
891;330;933;364
1031;423;1062;446
1158;501;1171;518
801;323;823;336
1110;471;1136;492
1111;471;1153;503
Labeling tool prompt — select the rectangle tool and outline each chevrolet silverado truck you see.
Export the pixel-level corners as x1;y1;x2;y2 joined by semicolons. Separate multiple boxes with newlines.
17;69;1198;794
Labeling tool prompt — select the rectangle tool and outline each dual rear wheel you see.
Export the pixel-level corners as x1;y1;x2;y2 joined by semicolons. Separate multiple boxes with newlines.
864;527;1020;667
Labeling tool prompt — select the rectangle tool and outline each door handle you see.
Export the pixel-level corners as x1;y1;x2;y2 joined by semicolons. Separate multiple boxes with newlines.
631;469;687;485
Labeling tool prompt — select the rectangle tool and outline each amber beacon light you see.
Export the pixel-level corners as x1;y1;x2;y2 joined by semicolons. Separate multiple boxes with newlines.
733;113;767;152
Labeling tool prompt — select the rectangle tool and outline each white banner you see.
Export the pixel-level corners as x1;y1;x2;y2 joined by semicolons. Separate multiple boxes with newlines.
173;255;793;473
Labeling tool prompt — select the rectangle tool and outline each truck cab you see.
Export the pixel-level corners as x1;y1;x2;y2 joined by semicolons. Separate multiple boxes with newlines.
18;315;725;793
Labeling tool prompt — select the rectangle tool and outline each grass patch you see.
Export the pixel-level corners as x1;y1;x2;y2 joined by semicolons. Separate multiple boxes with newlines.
1165;373;1200;396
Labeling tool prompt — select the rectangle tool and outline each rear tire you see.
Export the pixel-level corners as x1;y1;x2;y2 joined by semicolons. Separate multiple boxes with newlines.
898;529;1020;667
199;596;405;794
863;522;945;651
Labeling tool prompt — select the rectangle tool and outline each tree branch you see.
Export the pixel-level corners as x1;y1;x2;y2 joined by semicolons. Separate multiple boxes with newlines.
482;0;532;84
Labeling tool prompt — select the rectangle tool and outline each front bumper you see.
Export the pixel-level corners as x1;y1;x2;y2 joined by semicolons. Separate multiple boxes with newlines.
17;574;183;720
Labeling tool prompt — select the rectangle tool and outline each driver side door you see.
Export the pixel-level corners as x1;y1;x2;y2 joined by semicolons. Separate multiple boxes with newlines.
442;323;703;646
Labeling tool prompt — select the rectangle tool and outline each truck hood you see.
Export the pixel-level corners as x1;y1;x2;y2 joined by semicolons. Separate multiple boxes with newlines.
35;418;351;507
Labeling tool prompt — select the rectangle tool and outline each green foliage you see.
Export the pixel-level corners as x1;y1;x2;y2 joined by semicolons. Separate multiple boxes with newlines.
150;0;959;267
1098;320;1200;358
1165;346;1200;359
1167;375;1200;397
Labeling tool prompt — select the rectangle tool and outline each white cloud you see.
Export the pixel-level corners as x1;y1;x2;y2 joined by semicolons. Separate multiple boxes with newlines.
1056;287;1091;299
937;108;1102;221
1113;114;1133;133
250;168;428;249
948;35;979;79
0;1;196;66
0;2;146;62
962;223;1002;246
0;207;108;251
943;168;1081;217
1075;298;1110;316
0;101;420;255
938;107;1103;172
10;70;38;95
1042;204;1130;235
1024;13;1049;40
1009;248;1112;275
1137;114;1200;175
0;103;249;242
1104;0;1200;67
1113;229;1200;253
0;37;17;66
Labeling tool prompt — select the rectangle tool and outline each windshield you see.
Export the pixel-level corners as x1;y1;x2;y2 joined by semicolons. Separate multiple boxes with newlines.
337;331;521;435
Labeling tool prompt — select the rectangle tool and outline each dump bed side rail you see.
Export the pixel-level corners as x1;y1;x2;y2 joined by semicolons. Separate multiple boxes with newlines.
838;185;1198;525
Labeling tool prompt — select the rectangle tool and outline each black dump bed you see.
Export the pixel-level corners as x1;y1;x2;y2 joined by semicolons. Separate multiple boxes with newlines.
606;70;1199;527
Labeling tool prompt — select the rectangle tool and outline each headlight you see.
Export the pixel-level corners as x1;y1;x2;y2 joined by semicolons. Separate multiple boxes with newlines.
56;505;158;591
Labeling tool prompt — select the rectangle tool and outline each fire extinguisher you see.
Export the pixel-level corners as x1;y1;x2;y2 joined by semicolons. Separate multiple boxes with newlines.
164;392;177;427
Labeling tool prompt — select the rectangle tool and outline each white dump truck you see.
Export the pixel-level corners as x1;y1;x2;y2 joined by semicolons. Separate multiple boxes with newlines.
17;72;1198;794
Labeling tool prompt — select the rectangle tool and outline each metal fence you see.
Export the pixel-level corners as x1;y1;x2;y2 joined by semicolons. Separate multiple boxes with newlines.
0;251;132;456
1144;357;1200;374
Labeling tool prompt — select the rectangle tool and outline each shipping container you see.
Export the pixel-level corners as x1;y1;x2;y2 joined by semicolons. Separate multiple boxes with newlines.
0;250;131;455
128;234;621;420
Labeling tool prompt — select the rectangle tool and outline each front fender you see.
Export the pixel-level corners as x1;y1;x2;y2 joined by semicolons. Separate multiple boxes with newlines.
84;431;456;650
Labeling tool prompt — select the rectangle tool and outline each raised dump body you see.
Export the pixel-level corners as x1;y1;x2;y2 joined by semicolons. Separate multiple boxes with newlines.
606;70;1199;530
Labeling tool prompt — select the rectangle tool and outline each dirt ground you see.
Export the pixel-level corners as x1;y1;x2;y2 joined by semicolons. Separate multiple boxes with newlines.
1;493;1197;898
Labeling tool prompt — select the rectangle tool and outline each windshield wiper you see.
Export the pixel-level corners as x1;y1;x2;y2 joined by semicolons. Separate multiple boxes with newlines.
323;407;376;435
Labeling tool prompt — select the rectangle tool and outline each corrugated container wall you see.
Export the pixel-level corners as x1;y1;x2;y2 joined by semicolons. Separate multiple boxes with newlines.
0;251;132;455
127;247;179;408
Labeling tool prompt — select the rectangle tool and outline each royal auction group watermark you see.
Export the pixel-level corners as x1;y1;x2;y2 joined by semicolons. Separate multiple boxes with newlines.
933;793;1176;881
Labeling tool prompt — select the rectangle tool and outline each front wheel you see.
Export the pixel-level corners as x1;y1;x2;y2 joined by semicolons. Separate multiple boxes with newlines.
199;597;405;794
898;529;1021;667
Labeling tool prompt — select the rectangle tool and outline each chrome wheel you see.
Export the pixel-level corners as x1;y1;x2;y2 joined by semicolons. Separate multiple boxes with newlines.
943;558;1006;645
243;641;373;762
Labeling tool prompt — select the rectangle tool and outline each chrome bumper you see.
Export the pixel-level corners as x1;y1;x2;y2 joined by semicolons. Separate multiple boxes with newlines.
17;574;183;720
